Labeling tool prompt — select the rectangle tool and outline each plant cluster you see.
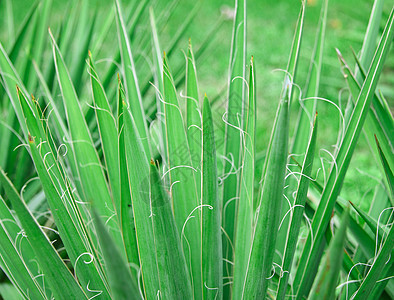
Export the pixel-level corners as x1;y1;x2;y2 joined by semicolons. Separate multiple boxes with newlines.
0;0;393;299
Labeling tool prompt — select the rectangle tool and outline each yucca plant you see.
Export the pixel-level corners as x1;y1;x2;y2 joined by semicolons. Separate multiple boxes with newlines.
0;0;393;299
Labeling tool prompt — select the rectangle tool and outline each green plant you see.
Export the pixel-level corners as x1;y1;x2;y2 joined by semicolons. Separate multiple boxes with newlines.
0;0;393;299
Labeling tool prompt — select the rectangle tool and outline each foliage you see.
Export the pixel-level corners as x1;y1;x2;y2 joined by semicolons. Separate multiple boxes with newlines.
0;0;393;299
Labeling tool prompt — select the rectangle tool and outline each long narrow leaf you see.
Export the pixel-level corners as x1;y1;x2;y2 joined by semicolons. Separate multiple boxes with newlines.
17;87;111;297
186;40;201;200
123;91;160;300
115;0;150;155
50;30;124;252
309;208;350;300
0;167;87;300
242;97;289;298
162;54;202;299
201;95;222;299
149;160;193;299
92;209;140;300
293;10;394;298
0;196;46;299
233;56;255;300
222;1;247;284
88;52;121;218
277;114;318;300
274;0;307;266
352;220;394;299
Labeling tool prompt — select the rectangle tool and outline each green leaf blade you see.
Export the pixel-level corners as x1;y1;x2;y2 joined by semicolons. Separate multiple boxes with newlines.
0;196;46;300
17;88;111;298
353;219;394;300
88;52;121;217
50;31;124;251
149;161;193;300
294;10;394;297
202;95;222;300
222;1;247;280
277;114;318;300
115;0;150;156
123;98;159;300
309;208;350;300
162;54;202;299
0;168;88;300
242;98;289;299
186;41;201;200
233;57;255;300
92;209;140;300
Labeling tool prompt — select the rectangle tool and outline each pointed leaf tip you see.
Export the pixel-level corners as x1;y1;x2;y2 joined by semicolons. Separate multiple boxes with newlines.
373;134;379;145
48;27;54;39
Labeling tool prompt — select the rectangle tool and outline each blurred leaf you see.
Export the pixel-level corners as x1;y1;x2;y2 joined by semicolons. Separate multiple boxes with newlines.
149;8;166;162
0;283;24;300
23;0;51;90
8;1;38;63
356;0;384;77
92;209;140;300
310;207;350;300
0;42;29;137
375;136;394;198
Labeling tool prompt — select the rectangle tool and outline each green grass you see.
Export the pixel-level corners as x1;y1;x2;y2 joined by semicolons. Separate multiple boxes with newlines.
0;0;393;299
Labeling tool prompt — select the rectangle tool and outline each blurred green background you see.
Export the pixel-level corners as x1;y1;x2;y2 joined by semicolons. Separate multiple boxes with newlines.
1;0;393;206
